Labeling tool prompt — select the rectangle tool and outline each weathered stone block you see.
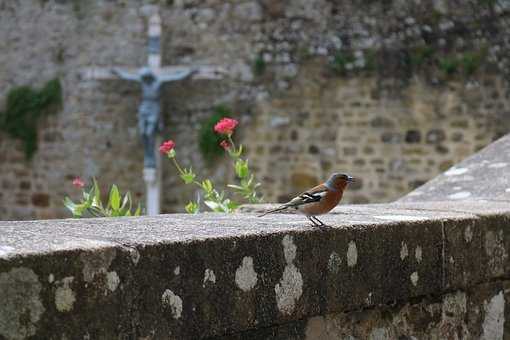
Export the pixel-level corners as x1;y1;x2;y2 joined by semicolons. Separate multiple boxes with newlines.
0;201;498;339
442;217;484;290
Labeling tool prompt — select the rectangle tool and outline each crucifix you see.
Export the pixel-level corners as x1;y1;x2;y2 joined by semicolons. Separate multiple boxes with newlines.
82;11;224;215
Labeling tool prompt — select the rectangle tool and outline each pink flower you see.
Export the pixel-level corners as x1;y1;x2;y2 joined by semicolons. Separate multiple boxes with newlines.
159;140;175;154
214;118;238;135
220;140;231;150
72;177;85;189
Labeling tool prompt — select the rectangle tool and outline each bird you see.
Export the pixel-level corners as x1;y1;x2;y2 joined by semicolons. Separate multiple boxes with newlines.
258;173;354;227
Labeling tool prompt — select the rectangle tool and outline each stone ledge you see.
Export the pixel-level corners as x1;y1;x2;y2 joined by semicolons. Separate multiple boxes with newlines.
0;201;509;339
400;134;510;203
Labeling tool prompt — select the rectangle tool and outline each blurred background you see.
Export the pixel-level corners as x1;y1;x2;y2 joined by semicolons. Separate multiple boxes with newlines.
0;0;509;220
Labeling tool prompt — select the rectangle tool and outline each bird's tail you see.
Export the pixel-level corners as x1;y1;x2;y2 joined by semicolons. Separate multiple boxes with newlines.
258;205;289;217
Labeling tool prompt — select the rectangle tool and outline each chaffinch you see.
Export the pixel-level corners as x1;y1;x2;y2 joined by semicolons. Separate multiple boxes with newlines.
259;173;355;226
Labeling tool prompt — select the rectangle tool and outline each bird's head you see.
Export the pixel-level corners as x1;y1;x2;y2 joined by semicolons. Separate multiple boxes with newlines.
325;173;355;191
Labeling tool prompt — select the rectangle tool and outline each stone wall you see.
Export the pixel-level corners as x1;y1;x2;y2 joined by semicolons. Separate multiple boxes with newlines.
1;0;510;219
1;200;510;339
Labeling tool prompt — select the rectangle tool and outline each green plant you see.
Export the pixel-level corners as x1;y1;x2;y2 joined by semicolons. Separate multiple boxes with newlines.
0;78;62;159
161;117;262;214
460;51;485;76
198;106;231;162
164;146;239;213
253;54;266;77
330;50;376;75
225;136;262;203
410;46;435;68
439;57;459;76
331;52;355;75
477;0;497;6
64;179;141;218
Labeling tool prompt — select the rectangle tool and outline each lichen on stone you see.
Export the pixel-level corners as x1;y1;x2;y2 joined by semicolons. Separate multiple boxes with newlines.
80;248;117;283
347;241;358;267
481;291;505;340
0;267;45;340
400;241;408;260
55;277;76;312
203;268;216;287
415;246;422;263
106;271;120;292
235;256;258;292
161;289;183;319
275;235;303;315
328;251;342;274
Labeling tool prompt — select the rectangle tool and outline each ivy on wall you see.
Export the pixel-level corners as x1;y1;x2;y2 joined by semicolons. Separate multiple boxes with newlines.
253;54;266;77
198;105;233;162
329;47;487;78
0;78;62;159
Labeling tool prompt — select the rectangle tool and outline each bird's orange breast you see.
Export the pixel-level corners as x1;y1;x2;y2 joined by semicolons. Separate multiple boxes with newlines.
300;190;343;216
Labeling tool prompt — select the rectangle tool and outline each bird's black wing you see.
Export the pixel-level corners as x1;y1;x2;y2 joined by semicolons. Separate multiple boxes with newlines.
286;189;328;207
258;186;328;217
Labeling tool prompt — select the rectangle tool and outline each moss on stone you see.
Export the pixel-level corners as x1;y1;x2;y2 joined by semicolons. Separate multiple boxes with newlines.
331;52;356;75
0;78;62;159
330;45;488;80
253;54;266;77
461;50;486;76
330;49;378;76
410;46;435;68
439;57;459;76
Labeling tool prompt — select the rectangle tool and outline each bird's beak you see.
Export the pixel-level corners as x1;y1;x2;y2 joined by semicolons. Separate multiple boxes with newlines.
347;176;355;182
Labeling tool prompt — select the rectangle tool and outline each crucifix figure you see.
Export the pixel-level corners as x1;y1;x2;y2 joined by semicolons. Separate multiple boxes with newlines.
111;66;196;168
82;10;224;215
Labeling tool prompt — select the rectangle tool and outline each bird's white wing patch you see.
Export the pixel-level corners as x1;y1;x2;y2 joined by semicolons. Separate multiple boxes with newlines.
291;190;327;206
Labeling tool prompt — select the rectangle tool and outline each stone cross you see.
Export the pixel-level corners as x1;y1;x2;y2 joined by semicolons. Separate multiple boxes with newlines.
82;11;225;215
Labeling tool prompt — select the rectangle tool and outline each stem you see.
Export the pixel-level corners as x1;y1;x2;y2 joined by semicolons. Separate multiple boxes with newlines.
227;135;240;159
228;135;236;152
172;155;206;188
171;157;185;175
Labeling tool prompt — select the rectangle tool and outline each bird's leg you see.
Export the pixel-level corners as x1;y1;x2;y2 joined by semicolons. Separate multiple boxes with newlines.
307;216;319;227
312;216;325;226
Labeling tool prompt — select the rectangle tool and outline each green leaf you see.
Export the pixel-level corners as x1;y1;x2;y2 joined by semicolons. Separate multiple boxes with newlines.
201;179;213;194
121;192;131;211
93;178;101;208
226;200;240;212
109;184;121;211
118;192;133;216
88;206;105;217
247;174;254;186
63;197;77;215
234;159;249;178
74;202;90;217
204;200;221;211
180;168;196;184
134;203;142;216
237;144;243;155
185;201;199;214
217;190;225;201
227;184;244;190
